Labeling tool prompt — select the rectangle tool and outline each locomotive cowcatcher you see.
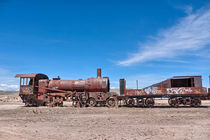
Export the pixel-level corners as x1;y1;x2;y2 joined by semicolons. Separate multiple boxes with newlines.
15;69;117;107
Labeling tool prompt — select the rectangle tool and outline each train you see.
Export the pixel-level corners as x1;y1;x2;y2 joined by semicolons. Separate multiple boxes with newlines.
15;69;117;107
15;69;210;107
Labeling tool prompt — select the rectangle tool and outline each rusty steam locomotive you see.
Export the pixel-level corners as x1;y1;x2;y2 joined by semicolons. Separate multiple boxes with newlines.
15;69;117;107
15;69;209;107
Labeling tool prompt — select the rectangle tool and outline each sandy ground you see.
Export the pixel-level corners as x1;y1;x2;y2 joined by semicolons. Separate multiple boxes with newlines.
0;95;210;140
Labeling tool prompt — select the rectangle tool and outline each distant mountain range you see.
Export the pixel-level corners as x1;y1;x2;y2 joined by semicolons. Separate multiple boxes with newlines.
0;90;18;95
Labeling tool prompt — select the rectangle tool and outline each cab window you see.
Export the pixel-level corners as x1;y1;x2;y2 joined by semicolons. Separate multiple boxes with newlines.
21;78;33;86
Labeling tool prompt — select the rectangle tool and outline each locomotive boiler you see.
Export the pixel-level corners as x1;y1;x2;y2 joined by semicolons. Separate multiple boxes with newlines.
48;77;109;93
15;69;117;107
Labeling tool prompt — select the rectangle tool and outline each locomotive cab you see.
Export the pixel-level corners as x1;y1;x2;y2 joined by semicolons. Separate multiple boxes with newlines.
15;74;48;106
18;77;34;95
15;73;49;95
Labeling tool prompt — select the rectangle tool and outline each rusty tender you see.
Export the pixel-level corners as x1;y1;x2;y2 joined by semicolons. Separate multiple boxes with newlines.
118;76;209;107
15;69;209;108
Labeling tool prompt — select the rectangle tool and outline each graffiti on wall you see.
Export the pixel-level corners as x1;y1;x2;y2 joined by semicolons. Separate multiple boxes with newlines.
144;87;158;95
166;88;193;94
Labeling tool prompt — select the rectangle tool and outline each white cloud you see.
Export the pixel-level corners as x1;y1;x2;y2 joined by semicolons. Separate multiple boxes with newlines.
175;5;193;15
0;84;19;91
118;7;210;66
0;67;19;91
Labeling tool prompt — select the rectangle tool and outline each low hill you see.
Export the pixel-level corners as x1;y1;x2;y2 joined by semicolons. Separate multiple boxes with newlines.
0;90;18;95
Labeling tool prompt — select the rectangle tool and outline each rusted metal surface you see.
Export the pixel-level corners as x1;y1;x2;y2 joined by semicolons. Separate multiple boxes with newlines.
15;69;117;107
118;76;208;107
15;73;48;79
15;73;38;78
125;87;206;96
16;73;48;98
97;68;101;78
149;76;203;88
48;78;109;92
123;76;207;96
119;79;126;95
15;70;209;108
20;86;33;95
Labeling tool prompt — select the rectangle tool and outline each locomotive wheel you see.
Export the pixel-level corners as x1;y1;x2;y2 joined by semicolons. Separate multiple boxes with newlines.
126;98;135;107
49;102;56;107
72;100;79;107
25;97;32;107
33;101;38;107
145;98;154;107
58;102;63;107
182;97;191;106
25;102;30;107
25;97;36;107
190;99;195;107
191;98;201;107
87;98;96;107
168;98;172;106
44;101;51;107
169;98;179;107
106;98;116;107
194;98;201;107
137;98;144;107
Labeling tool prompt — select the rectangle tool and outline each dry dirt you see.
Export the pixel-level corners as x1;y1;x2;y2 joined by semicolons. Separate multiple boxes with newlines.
0;94;210;140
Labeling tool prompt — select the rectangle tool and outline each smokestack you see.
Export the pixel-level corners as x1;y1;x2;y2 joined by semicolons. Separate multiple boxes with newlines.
97;68;101;78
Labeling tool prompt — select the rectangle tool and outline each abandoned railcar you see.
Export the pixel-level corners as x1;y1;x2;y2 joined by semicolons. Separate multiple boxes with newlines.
118;76;208;107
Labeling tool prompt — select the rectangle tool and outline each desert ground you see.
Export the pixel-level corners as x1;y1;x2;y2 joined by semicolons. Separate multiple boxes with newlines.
0;94;210;140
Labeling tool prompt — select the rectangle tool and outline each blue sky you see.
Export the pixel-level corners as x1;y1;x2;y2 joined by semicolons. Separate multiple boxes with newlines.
0;0;210;90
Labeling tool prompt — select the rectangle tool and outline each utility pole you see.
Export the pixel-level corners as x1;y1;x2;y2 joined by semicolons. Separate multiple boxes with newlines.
136;80;138;89
209;76;210;88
